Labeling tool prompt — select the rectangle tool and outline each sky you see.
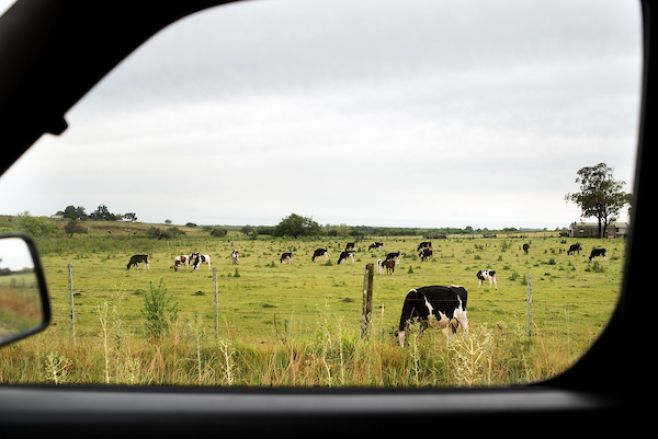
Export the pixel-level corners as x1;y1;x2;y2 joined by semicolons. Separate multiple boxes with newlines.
0;0;642;229
0;237;34;271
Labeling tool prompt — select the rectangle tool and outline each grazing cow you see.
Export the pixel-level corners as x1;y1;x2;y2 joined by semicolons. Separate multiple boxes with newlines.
419;248;433;261
589;248;606;261
280;252;293;264
417;241;432;251
127;254;149;270
385;252;400;263
190;252;211;270
567;243;582;255
522;243;530;254
368;241;384;251
345;242;355;251
172;255;189;271
397;285;469;347
337;251;355;264
376;259;384;274
383;258;396;274
231;250;240;265
476;270;497;288
312;248;329;262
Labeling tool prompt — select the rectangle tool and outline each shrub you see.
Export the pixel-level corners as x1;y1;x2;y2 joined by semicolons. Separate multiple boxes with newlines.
146;227;185;240
64;219;88;235
141;279;179;340
16;212;57;237
586;261;605;273
209;228;228;238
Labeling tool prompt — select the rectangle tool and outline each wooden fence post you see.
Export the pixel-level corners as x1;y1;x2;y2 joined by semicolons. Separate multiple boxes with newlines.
213;267;219;338
67;264;76;345
526;273;533;337
360;263;374;338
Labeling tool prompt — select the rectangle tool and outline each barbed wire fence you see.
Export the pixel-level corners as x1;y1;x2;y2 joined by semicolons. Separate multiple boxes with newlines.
50;264;615;345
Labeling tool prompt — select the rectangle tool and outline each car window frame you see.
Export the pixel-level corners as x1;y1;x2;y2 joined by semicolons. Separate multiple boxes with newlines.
0;0;648;432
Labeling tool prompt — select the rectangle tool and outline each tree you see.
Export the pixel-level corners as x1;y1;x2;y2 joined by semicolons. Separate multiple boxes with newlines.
273;213;320;238
565;163;630;238
90;204;118;221
123;213;138;222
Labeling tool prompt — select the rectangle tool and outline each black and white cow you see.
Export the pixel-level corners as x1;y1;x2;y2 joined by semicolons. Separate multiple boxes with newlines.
127;254;149;270
280;252;293;264
589;248;606;261
476;269;497;288
368;241;384;251
567;243;582;255
312;248;329;262
383;258;395;274
345;242;355;251
397;285;469;347
231;250;240;265
417;241;432;251
419;248;433;261
190;252;211;270
522;243;530;254
337;251;355;264
385;252;400;263
376;258;385;274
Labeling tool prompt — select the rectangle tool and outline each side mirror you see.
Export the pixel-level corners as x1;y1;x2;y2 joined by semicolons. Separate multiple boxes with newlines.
0;233;50;348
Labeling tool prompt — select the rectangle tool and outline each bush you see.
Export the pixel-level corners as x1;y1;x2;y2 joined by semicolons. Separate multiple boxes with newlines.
16;212;57;237
586;261;605;273
209;228;228;238
64;219;88;235
141;279;179;340
146;227;185;240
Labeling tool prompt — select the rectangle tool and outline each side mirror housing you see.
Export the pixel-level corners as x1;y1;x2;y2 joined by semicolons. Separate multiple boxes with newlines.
0;233;50;348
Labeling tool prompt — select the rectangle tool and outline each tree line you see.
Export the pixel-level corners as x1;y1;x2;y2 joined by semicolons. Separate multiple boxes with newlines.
23;163;632;240
54;204;137;222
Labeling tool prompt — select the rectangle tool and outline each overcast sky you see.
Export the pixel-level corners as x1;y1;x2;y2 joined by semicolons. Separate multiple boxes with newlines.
0;0;642;229
0;237;34;271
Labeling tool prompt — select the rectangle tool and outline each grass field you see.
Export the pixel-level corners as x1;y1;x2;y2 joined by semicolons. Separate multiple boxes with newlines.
0;222;625;387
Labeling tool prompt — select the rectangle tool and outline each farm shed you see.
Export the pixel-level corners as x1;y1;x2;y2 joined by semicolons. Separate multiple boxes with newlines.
568;221;628;239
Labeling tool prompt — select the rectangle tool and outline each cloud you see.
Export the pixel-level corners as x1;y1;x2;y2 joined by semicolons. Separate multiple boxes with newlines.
0;0;640;228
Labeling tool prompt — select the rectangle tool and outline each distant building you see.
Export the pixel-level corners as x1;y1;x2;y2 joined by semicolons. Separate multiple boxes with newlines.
569;221;628;239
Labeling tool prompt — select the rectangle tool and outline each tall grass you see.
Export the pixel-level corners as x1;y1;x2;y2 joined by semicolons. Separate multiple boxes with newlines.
0;311;574;387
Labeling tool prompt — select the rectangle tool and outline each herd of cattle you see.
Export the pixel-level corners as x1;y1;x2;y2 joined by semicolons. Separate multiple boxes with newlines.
125;240;608;346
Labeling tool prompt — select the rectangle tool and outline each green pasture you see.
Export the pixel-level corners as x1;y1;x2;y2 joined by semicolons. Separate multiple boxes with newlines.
41;236;622;349
0;230;625;386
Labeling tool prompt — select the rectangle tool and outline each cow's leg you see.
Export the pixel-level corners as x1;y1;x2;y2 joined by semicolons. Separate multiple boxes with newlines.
397;330;406;347
493;277;497;289
453;308;469;334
